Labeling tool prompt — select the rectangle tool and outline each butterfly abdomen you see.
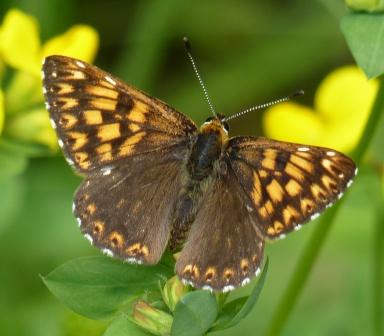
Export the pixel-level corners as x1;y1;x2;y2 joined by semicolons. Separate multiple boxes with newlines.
169;121;227;250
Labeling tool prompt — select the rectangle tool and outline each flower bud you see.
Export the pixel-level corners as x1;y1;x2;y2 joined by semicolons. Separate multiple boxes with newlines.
163;275;189;311
132;300;173;336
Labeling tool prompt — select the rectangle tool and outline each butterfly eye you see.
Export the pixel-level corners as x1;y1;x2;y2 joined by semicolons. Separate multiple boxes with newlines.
223;121;230;132
205;116;214;123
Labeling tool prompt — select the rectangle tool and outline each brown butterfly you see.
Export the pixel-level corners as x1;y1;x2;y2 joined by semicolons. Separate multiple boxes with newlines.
42;48;356;292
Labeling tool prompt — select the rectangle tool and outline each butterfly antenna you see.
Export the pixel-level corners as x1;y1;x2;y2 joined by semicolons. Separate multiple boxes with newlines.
223;90;304;122
183;37;217;117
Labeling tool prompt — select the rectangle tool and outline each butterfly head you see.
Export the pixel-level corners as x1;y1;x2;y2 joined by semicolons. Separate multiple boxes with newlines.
200;114;229;142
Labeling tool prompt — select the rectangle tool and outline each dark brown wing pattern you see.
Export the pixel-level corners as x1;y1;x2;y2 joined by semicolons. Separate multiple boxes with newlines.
42;55;196;174
227;136;357;240
74;147;186;264
176;167;264;292
42;56;197;264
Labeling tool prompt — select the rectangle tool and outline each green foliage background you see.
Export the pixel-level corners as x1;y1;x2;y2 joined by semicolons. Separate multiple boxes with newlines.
0;1;383;335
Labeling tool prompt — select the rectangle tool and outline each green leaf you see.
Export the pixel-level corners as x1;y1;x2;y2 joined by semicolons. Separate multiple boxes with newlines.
103;315;151;336
345;0;384;12
42;256;173;320
171;290;218;336
211;259;269;331
341;12;384;78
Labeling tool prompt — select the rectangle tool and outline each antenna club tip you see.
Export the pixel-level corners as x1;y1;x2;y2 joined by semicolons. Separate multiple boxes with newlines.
183;37;192;52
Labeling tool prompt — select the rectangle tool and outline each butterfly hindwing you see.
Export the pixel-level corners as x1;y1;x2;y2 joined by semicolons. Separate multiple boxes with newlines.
42;55;197;173
176;166;264;291
226;136;357;239
74;146;187;264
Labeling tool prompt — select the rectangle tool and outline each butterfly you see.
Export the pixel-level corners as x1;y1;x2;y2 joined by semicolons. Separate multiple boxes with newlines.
42;54;357;292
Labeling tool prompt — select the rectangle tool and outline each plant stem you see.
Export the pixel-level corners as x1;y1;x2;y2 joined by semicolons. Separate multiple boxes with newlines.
265;77;384;336
353;77;384;163
373;198;383;336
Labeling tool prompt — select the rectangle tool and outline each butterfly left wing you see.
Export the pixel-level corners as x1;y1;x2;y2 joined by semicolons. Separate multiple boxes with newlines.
226;136;357;239
74;146;186;264
175;167;265;292
42;55;197;264
42;55;197;174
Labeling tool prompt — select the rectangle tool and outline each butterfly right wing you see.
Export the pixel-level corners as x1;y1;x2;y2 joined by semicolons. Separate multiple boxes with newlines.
226;136;357;239
176;166;265;292
42;55;197;174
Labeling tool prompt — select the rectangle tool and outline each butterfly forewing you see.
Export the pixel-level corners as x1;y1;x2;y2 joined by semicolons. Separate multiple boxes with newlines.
42;55;197;173
226;136;357;239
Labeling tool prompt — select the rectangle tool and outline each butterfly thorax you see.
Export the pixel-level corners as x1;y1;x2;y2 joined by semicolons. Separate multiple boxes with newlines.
187;119;228;180
169;119;228;251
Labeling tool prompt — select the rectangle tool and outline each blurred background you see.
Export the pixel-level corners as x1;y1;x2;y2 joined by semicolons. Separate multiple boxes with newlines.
0;1;382;335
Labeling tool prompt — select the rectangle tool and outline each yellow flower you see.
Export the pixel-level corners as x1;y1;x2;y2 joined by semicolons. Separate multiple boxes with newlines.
263;66;378;153
0;8;98;150
0;9;98;76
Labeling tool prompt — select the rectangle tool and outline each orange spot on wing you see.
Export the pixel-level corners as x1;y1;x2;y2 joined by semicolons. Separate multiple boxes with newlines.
86;85;118;99
290;154;313;173
241;259;249;273
74;152;90;169
58;97;78;110
57;83;74;94
97;123;121;142
223;268;235;281
93;221;104;235
311;183;327;200
266;179;284;202
300;198;315;214
259;200;274;218
322;175;337;191
259;170;268;178
129;123;141;132
285;162;305;181
86;203;97;215
109;231;124;248
251;171;262;205
283;205;300;225
91;98;117;110
285;179;302;196
205;267;216;282
262;149;277;170
59;113;77;128
119;131;146;156
84;110;103;125
127;101;148;123
68;131;87;150
273;221;284;233
96;143;112;161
